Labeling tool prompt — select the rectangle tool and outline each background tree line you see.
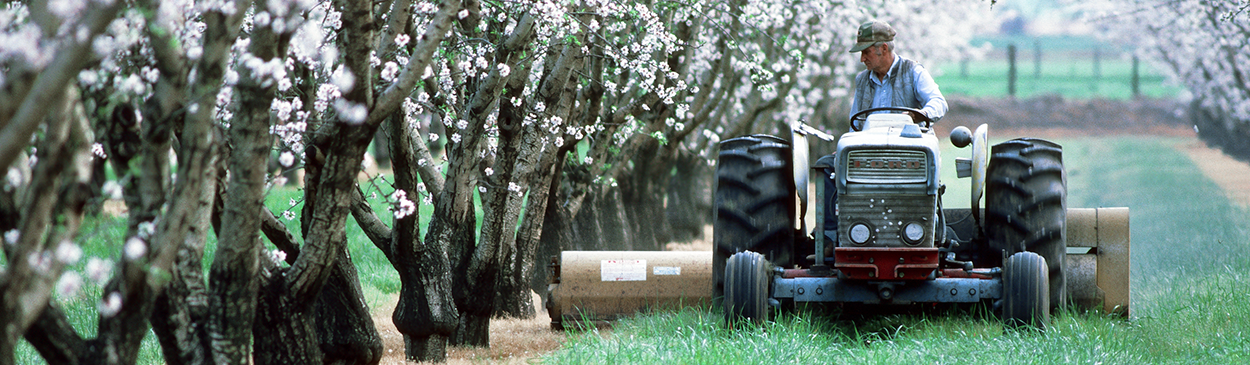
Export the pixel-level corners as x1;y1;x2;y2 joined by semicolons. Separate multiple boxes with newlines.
1098;0;1250;159
0;0;990;363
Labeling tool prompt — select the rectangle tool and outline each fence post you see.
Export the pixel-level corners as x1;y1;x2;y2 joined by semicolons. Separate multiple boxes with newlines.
1132;54;1141;99
1093;46;1102;80
1034;39;1041;79
1008;44;1017;98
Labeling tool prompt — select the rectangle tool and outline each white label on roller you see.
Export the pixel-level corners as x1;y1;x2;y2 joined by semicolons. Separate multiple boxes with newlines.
653;266;681;276
601;259;647;281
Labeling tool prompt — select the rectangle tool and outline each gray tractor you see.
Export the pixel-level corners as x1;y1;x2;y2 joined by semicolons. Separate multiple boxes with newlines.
714;107;1128;328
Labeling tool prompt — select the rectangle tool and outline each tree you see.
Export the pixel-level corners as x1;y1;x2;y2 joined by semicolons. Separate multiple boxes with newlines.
1098;0;1249;160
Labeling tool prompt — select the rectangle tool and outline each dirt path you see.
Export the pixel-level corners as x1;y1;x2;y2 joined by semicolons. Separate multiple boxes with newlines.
375;292;567;364
1179;139;1250;207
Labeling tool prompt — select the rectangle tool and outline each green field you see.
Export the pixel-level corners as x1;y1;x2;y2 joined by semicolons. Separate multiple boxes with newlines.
541;136;1250;364
930;35;1183;100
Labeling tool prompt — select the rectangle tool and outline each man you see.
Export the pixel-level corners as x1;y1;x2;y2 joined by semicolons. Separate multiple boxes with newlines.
848;20;947;124
817;20;948;249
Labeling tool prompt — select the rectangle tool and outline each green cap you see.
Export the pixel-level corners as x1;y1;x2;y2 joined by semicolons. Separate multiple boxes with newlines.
848;20;896;53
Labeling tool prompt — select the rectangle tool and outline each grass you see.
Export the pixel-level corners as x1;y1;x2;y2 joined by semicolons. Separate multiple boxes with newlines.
929;35;1183;100
541;135;1250;364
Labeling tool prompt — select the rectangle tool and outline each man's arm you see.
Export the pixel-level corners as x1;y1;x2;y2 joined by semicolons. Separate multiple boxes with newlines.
912;64;947;122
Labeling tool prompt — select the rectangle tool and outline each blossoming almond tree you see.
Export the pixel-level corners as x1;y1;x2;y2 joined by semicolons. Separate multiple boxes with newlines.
1092;0;1249;156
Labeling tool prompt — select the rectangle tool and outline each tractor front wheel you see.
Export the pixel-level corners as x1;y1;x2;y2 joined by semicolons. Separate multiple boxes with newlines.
724;251;773;327
1003;251;1050;329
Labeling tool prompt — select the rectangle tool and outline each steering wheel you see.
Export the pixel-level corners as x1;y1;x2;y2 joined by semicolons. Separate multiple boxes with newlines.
849;106;934;131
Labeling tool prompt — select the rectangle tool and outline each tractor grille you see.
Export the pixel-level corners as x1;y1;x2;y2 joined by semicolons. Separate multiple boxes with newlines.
838;193;937;247
845;150;928;184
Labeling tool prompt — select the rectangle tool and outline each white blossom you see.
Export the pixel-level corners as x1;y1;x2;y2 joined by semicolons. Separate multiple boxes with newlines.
56;272;83;297
124;237;147;260
270;249;287;264
381;61;400;82
90;143;107;159
279;151;296;167
390;190;416;219
138;221;156;238
99;292;123;317
56;241;82;264
331;65;355;93
335;99;368;124
86;257;113;284
102;181;123;199
5;229;19;246
395;34;410;47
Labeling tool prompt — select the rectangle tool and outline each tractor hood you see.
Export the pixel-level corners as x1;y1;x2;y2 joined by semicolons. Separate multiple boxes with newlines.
836;120;941;195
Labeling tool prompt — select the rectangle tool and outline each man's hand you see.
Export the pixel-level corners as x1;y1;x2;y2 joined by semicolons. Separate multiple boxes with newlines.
904;111;923;122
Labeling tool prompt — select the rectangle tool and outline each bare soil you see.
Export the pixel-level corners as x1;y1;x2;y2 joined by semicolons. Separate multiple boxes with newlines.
375;291;568;365
1178;139;1250;207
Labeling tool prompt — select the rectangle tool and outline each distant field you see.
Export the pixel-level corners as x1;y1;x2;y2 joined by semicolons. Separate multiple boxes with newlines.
930;35;1183;100
541;135;1250;364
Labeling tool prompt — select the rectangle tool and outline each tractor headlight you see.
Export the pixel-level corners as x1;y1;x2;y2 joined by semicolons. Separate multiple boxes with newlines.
849;223;873;245
902;222;925;245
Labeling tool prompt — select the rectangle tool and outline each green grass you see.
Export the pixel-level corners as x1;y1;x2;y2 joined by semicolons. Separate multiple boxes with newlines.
930;35;1182;100
542;135;1250;364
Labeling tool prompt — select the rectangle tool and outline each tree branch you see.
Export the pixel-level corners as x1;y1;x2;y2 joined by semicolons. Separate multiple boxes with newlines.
0;1;123;176
349;186;394;253
369;0;463;126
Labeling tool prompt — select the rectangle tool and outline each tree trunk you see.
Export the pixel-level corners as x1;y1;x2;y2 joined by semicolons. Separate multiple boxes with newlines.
315;248;383;365
666;150;712;243
253;265;322;364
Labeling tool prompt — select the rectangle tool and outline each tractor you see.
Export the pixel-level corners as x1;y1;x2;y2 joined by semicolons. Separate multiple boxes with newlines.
714;106;1130;328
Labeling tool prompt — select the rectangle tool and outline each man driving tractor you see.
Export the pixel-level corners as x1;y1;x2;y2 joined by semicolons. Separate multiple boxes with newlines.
820;20;949;246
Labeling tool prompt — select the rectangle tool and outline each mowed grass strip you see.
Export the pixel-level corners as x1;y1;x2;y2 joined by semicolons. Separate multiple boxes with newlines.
542;136;1250;364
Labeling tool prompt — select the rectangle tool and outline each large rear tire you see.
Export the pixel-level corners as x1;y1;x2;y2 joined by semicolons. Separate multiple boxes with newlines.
985;138;1066;311
1003;251;1050;329
724;251;773;326
713;135;795;300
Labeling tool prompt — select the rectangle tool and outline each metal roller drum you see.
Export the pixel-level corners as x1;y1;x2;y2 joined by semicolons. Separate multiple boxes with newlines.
546;251;712;329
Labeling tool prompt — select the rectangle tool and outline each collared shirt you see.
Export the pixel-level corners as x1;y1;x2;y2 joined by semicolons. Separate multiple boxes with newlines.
849;55;948;122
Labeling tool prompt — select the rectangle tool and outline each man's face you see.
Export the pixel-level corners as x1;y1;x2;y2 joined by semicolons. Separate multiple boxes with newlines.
860;44;891;76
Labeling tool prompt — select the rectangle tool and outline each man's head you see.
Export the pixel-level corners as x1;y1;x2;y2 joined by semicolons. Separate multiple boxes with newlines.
850;20;896;76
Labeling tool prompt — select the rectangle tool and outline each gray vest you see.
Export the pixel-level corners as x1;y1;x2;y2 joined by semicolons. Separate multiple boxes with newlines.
852;57;921;116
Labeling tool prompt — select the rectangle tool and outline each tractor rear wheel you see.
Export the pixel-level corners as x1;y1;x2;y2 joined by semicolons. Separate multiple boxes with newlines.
985;138;1066;311
1003;251;1050;329
713;135;796;300
724;251;773;326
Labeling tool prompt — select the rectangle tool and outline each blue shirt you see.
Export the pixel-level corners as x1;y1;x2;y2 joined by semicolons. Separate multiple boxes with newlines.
849;55;947;122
